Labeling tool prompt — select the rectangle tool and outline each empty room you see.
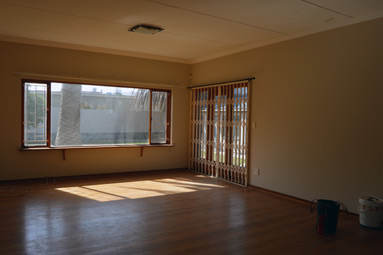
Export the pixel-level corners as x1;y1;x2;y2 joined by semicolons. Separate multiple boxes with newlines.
0;0;382;254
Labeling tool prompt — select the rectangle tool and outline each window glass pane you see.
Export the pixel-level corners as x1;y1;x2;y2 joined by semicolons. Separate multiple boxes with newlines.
51;83;149;146
151;91;168;144
24;83;47;147
232;86;247;166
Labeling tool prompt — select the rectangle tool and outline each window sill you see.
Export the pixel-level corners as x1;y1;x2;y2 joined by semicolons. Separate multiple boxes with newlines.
19;144;175;160
20;144;174;151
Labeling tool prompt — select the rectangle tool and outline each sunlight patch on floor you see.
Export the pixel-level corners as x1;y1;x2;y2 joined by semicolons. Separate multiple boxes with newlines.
56;178;225;202
56;186;124;202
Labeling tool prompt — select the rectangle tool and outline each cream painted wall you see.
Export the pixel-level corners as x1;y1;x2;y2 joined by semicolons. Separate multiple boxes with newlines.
0;41;190;180
191;18;383;213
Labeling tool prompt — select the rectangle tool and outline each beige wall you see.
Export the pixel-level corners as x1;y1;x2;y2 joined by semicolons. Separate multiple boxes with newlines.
191;18;383;213
0;41;190;180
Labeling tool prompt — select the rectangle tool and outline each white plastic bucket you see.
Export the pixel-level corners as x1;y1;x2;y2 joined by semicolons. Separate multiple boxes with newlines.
359;196;383;228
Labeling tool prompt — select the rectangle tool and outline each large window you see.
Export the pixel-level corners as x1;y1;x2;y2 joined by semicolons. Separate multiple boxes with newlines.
22;80;171;148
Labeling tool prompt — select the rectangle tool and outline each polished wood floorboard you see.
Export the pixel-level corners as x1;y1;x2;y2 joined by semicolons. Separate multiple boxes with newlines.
0;169;382;255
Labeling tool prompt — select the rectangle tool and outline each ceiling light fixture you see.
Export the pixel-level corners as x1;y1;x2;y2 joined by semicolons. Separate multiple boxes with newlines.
128;24;164;35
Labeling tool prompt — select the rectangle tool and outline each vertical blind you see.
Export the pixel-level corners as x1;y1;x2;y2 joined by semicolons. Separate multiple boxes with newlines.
189;80;250;186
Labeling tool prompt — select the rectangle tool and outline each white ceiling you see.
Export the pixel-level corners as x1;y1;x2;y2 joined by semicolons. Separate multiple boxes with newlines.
0;0;382;63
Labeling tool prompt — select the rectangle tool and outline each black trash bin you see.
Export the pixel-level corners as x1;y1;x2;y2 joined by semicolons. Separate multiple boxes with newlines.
310;199;348;234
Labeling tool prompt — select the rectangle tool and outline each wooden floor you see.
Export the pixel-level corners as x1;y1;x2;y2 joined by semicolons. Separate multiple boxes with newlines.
0;169;382;255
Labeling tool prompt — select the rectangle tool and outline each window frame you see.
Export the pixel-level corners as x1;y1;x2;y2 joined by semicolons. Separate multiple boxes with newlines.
21;79;172;149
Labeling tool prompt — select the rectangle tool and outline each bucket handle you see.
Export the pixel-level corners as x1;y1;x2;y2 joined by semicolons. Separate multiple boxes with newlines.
310;199;317;213
309;199;348;215
338;201;349;215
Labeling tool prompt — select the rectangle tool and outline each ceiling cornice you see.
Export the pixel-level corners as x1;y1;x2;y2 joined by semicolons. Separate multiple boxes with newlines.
0;35;192;64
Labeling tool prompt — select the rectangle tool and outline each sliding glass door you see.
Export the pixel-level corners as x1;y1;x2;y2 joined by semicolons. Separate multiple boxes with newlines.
189;81;250;186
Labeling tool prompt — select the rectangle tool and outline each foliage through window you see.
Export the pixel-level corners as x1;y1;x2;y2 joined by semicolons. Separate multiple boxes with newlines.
22;80;171;148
